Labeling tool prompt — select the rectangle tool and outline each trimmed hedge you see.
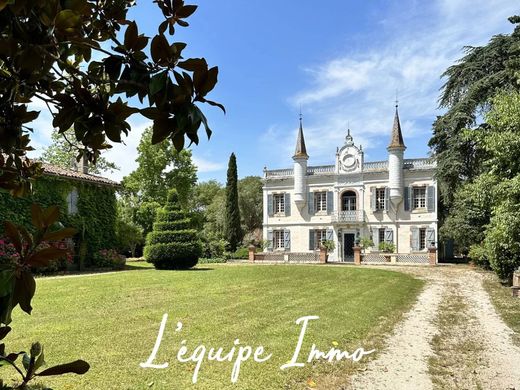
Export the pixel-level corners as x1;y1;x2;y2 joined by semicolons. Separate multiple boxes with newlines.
144;189;201;270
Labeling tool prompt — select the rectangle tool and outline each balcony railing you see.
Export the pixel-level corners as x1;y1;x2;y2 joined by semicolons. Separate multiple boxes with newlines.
331;210;365;223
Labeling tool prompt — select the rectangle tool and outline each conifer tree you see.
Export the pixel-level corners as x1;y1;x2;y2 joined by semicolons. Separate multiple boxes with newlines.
224;153;242;251
144;189;201;269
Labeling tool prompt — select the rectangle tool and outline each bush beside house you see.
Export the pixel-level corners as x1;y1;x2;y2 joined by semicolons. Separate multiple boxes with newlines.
145;189;201;270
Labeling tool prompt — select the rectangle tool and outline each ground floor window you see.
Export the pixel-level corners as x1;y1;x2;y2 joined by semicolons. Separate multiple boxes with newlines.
314;229;327;249
419;228;427;250
378;228;386;246
273;230;285;250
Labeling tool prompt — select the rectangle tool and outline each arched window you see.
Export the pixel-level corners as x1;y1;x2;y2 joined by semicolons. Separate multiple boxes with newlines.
341;190;357;211
66;187;79;215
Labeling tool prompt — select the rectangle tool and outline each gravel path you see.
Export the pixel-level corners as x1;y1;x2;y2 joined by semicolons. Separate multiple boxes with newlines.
345;265;520;390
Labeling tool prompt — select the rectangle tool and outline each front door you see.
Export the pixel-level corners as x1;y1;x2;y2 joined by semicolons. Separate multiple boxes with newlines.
343;233;355;261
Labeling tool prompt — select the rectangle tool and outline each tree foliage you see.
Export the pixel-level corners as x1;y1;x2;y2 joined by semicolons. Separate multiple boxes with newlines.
224;153;241;251
429;16;520;209
41;128;119;175
443;92;520;280
0;0;223;197
122;126;197;207
238;176;263;242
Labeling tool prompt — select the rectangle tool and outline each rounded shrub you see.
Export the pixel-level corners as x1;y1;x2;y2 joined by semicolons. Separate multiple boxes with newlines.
144;189;201;270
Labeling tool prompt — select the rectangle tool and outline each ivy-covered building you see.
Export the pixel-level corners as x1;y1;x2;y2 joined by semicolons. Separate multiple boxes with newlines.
0;161;119;265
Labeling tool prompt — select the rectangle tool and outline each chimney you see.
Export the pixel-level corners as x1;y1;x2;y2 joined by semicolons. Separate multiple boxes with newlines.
80;149;88;174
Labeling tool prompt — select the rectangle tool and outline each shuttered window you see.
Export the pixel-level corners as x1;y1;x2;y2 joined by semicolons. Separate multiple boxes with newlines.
274;194;285;214
375;188;386;211
413;187;426;209
314;191;327;212
419;228;427;250
273;230;285;250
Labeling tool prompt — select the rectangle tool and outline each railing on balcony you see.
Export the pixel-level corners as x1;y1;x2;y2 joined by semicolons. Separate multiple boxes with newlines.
331;210;365;223
307;165;335;175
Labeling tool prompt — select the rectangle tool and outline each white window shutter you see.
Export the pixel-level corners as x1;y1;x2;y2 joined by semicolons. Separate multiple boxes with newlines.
372;227;379;248
384;228;393;243
384;187;389;211
426;228;435;248
284;230;291;251
411;227;419;251
370;188;376;211
284;193;291;216
308;192;314;215
267;231;273;251
267;195;273;217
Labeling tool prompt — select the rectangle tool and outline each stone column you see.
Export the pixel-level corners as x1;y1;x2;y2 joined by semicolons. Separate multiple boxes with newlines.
248;245;256;263
512;270;520;298
428;246;437;266
353;246;361;265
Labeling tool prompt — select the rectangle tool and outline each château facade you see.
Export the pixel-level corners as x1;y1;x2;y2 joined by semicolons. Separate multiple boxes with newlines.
262;107;437;263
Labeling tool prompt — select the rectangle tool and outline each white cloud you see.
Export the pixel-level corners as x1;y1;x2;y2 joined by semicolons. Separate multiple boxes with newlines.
272;0;520;167
192;155;225;173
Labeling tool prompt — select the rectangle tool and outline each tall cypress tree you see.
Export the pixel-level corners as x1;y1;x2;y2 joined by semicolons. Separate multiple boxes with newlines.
224;153;242;251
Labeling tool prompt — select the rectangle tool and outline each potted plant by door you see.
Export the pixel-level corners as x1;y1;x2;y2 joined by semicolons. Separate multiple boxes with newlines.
320;240;336;262
378;242;395;262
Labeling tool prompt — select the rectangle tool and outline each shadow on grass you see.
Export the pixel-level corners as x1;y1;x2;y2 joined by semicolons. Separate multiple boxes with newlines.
155;267;214;272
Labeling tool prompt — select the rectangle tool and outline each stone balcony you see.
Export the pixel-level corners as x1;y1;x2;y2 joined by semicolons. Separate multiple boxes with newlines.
331;210;365;223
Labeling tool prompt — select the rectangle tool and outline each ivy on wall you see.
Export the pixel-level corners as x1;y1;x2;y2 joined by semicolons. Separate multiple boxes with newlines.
0;176;117;264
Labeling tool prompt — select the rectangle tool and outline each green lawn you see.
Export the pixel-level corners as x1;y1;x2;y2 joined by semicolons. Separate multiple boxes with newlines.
4;264;423;389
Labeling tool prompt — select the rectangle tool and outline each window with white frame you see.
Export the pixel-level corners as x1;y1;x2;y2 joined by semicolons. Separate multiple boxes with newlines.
273;194;285;214
314;191;327;212
314;229;327;249
375;188;386;211
273;230;285;250
66;188;79;215
378;228;386;246
413;186;426;209
419;228;427;250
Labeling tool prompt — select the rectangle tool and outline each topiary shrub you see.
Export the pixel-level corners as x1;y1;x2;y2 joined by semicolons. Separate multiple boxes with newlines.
144;189;201;270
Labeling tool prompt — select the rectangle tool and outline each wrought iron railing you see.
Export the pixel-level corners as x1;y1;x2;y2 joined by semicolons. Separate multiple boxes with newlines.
331;210;365;223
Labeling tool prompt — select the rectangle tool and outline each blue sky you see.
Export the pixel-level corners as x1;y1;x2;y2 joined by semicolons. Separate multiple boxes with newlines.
29;0;520;183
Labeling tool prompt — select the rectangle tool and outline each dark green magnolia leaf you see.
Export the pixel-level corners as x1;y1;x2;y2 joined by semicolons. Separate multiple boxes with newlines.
103;56;123;80
34;345;45;371
172;131;185;151
151;118;172;144
124;21;138;50
158;20;168;34
30;342;42;358
176;5;197;18
135;36;149;52
22;353;31;371
202;98;226;114
37;360;90;376
0;326;11;340
177;58;208;72
150;34;170;64
200;66;218;96
140;108;163;120
13;271;36;315
27;247;68;268
149;71;168;96
5;352;23;363
177;19;189;27
42;227;77;242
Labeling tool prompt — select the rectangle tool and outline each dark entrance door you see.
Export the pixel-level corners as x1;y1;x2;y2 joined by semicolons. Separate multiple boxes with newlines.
343;233;355;261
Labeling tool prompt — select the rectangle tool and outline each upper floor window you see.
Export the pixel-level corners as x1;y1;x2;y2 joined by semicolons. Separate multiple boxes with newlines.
66;188;79;215
341;191;357;211
375;188;386;211
268;193;290;217
314;191;327;212
413;187;426;209
274;194;285;214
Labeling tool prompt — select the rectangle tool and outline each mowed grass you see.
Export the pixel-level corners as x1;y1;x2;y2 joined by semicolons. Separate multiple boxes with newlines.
5;264;423;389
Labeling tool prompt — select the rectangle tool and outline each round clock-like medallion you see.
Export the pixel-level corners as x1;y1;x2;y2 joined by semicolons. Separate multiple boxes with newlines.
342;154;356;168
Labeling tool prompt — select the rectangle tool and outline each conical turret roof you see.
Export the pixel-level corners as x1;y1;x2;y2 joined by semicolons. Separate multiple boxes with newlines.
388;106;406;150
293;117;309;159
